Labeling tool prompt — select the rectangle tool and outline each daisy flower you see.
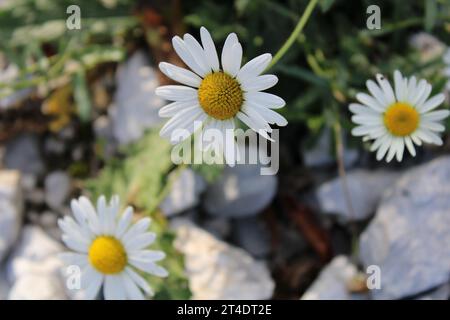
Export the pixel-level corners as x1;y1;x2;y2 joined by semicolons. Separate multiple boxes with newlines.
155;27;287;163
58;195;168;300
350;70;449;162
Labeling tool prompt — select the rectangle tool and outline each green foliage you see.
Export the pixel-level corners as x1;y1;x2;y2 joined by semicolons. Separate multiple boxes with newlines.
182;0;450;156
85;130;174;211
149;214;191;300
0;0;138;116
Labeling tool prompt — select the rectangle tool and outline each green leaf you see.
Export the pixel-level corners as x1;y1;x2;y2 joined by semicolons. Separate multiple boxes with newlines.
424;0;438;31
319;0;335;13
72;69;91;123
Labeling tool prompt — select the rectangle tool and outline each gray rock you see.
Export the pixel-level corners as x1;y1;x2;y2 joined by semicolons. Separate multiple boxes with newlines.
301;255;369;300
0;270;9;300
44;137;65;155
110;51;165;145
359;156;450;299
6;225;63;283
204;164;277;218
201;216;231;239
302;128;358;168
0;170;23;262
44;171;71;210
232;217;271;258
316;169;399;222
8;274;67;300
160;168;206;217
5;133;44;176
173;221;275;300
416;283;449;300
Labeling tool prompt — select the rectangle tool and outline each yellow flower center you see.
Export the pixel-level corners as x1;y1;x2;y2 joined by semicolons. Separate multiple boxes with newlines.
88;236;127;274
198;72;243;120
383;102;419;137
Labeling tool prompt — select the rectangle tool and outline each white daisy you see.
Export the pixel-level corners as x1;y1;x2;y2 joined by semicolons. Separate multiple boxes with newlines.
155;26;287;163
58;195;168;300
350;70;449;162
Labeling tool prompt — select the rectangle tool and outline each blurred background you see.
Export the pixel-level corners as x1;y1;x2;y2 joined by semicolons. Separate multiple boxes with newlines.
0;0;449;300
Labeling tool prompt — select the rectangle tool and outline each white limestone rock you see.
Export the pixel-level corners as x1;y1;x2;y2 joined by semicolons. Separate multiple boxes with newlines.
0;170;23;262
173;222;274;300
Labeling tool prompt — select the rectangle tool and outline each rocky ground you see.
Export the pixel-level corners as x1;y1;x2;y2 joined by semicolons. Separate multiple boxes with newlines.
0;49;449;300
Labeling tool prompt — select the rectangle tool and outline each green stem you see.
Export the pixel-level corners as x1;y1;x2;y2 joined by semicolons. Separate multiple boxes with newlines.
266;0;318;70
148;163;188;215
333;115;359;263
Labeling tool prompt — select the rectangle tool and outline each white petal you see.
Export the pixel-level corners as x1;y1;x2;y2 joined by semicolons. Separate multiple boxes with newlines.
349;103;379;116
351;115;382;125
222;119;237;165
159;62;202;87
159;99;199;118
103;275;126;300
404;136;416;157
221;33;239;72
420;120;445;132
129;250;166;262
376;73;396;105
237;53;272;83
395;139;405;162
62;235;88;253
244;91;285;109
410;132;422;145
125;267;154;296
58;220;90;248
82;266;103;300
415;84;432;108
394;70;406;101
160;108;205;140
59;252;88;267
352;125;382;136
96;196;107;233
114;207;133;238
370;134;388;151
169;112;207;145
172;36;207;77
124;232;157;252
410;79;427;105
245;102;287;126
155;85;197;102
418;129;443;145
366;80;388;106
79;197;100;231
223;43;242;77
418;94;445;113
241;75;278;92
376;136;392;161
236;111;274;141
422;110;450;121
121;273;144;300
129;260;168;278
406;76;417;103
356;93;385;112
121;218;151;243
242;105;272;132
386;139;400;163
200;26;220;72
183;33;212;74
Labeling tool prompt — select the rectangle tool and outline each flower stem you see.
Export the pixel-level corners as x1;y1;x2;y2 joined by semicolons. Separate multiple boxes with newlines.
333;116;359;263
266;0;319;70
